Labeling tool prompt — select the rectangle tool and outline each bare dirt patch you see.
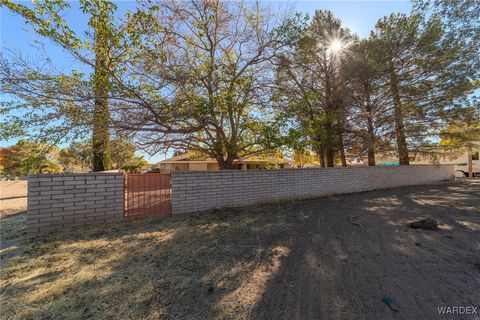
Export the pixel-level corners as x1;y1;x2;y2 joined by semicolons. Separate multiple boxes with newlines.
0;180;27;216
0;180;27;260
1;180;479;319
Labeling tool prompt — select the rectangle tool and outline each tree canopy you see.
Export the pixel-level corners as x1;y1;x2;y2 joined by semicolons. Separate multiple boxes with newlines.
0;139;149;175
1;0;478;169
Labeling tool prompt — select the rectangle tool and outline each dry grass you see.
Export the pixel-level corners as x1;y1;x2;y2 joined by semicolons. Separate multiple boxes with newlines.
0;205;299;320
1;213;26;243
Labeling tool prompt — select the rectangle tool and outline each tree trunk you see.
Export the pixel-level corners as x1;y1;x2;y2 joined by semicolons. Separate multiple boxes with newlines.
365;100;376;166
337;119;347;167
315;144;326;168
216;154;235;170
92;97;110;171
388;65;409;165
319;146;326;168
325;120;335;167
92;10;111;172
366;130;376;166
324;71;336;167
339;140;347;167
325;144;335;167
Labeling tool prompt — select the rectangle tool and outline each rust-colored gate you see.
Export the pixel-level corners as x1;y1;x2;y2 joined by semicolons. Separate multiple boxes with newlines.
124;173;172;218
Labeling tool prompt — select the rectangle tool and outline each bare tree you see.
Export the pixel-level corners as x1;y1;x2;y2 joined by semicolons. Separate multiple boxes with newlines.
1;0;289;170
114;0;288;169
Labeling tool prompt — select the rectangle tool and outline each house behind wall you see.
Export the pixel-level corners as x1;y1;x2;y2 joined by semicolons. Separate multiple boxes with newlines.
156;153;291;172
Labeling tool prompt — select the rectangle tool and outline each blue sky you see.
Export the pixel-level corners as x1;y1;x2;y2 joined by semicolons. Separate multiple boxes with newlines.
0;0;412;163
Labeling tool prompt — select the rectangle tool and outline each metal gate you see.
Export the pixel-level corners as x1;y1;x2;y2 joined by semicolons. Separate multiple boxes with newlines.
124;173;172;218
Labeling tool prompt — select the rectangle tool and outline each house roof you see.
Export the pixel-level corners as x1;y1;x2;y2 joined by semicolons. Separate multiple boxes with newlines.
156;152;291;165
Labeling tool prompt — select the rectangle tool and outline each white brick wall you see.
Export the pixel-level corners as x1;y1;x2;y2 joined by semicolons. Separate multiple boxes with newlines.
27;172;124;234
26;166;454;233
171;165;454;214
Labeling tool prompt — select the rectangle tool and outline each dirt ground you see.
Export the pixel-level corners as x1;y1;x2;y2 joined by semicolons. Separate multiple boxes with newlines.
0;180;27;215
0;180;27;242
0;180;479;319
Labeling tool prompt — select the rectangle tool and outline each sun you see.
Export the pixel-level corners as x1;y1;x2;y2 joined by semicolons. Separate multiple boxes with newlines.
329;39;343;53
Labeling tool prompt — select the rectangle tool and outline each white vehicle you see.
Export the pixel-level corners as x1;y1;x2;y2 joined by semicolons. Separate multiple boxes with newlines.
451;150;479;177
454;162;480;177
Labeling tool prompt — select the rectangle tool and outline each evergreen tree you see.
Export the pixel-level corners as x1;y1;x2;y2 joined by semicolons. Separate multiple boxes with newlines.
275;10;355;167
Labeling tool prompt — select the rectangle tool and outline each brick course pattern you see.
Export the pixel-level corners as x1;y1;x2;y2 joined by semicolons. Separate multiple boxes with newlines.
171;165;454;214
27;172;124;234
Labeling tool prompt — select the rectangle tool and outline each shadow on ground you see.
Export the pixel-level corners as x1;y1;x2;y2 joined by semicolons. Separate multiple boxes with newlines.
1;180;479;319
252;180;480;320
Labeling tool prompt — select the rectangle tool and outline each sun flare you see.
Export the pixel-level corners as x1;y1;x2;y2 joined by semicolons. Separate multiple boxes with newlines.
329;39;343;52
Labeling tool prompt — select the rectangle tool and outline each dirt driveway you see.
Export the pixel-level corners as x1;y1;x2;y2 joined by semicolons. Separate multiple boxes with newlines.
252;180;480;320
1;180;479;319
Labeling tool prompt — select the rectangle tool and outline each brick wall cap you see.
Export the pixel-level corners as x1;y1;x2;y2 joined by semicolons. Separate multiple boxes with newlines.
171;164;451;175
